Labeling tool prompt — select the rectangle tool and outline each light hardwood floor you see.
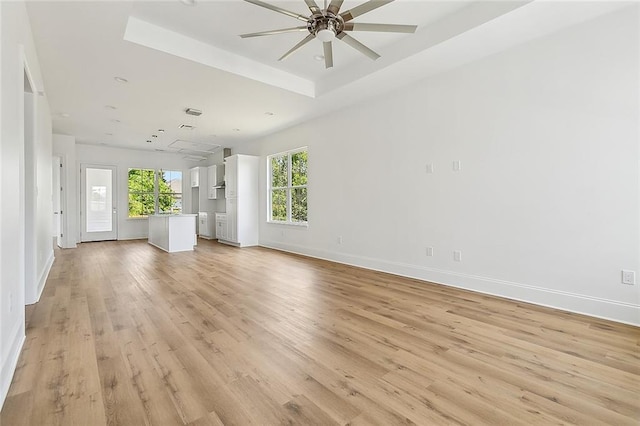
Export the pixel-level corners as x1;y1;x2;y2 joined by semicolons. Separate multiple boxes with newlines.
1;239;638;425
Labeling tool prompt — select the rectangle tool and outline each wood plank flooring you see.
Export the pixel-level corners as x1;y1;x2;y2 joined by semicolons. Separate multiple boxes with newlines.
1;239;638;425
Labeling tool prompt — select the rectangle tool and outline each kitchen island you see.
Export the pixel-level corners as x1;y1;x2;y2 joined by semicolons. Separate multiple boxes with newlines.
148;214;197;253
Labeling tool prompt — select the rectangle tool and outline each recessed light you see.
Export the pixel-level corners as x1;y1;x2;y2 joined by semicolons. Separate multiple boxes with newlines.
314;55;324;61
180;0;196;5
264;112;274;116
114;76;128;83
105;105;117;110
232;128;240;132
146;140;152;143
152;134;158;138
110;119;120;123
158;129;165;133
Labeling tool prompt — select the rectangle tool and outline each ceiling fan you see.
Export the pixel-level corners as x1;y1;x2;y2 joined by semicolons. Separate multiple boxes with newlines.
240;0;417;69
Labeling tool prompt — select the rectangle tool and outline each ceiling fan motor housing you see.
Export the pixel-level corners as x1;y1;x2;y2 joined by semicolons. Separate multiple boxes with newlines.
307;13;344;39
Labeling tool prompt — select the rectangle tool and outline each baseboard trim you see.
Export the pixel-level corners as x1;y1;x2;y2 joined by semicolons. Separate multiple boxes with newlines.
259;241;639;326
0;324;26;412
28;250;54;305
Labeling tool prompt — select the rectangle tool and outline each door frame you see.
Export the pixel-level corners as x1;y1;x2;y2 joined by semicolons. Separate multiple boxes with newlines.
80;163;118;242
22;55;38;305
52;155;63;247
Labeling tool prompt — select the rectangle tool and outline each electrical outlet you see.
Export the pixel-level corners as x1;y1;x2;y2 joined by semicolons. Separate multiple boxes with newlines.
453;160;462;172
338;236;343;244
425;163;434;174
453;250;462;262
621;270;636;285
426;247;433;257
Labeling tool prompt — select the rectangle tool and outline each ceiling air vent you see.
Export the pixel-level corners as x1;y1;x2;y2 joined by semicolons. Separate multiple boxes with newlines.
183;155;208;162
185;108;202;116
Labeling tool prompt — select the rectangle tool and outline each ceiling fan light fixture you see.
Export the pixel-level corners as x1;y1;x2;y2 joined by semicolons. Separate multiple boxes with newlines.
316;28;335;42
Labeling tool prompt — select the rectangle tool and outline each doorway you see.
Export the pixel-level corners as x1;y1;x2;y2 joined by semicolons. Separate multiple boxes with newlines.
80;164;117;242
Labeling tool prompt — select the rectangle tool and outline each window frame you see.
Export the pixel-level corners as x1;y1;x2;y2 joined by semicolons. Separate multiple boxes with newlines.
157;169;183;215
267;147;308;226
127;168;183;218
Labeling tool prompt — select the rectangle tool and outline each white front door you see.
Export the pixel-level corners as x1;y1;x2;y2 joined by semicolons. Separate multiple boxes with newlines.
81;164;117;242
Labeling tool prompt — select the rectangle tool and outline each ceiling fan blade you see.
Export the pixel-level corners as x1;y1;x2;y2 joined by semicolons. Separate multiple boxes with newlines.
304;0;321;14
243;0;309;22
326;0;344;15
343;22;417;33
340;0;394;22
279;34;316;61
240;26;309;38
323;42;333;68
336;32;380;60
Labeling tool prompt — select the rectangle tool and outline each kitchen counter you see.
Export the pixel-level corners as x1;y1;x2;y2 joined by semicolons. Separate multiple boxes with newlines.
148;214;197;253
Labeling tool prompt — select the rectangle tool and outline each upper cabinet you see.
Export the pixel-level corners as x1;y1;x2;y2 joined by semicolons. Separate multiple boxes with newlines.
224;156;238;199
207;164;225;200
190;167;200;187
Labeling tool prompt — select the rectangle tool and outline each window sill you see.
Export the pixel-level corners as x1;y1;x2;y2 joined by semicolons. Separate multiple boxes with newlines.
127;217;148;221
266;220;308;228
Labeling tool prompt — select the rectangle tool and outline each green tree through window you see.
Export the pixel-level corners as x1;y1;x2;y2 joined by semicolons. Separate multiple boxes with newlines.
158;170;182;214
128;168;182;217
268;148;307;224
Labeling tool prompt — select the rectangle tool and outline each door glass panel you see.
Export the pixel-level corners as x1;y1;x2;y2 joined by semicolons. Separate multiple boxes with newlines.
86;168;113;232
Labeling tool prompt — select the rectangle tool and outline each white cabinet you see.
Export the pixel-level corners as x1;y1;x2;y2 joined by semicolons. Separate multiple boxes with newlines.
198;212;214;239
148;214;197;252
190;167;200;187
226;198;238;243
218;154;258;247
224;157;237;199
207;164;224;200
215;213;227;240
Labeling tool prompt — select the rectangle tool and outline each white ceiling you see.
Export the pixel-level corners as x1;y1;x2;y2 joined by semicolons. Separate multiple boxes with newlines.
25;0;631;157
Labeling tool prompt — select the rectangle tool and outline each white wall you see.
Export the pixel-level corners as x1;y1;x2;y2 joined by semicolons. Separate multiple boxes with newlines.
75;144;198;240
0;1;53;409
237;7;640;325
32;84;53;304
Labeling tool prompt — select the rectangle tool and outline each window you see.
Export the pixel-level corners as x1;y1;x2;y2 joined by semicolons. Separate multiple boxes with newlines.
158;170;183;214
268;148;307;224
128;168;182;218
128;168;155;218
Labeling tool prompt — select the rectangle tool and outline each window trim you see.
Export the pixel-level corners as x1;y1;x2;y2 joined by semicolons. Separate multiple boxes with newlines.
267;147;308;226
